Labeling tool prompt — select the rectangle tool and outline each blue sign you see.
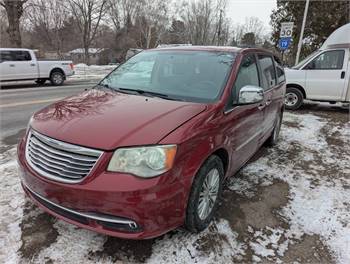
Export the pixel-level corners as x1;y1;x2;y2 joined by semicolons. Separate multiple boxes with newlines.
279;37;291;50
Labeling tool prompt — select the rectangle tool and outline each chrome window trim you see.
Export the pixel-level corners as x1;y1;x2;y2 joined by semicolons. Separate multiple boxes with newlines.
25;130;103;184
24;183;138;229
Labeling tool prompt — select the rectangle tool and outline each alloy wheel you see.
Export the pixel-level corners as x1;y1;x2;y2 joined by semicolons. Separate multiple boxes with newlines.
197;168;220;220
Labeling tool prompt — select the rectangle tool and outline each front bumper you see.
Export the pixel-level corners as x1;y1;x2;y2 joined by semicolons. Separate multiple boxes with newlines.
18;138;190;239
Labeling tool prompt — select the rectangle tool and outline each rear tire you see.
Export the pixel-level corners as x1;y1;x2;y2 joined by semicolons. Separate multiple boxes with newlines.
185;155;224;232
284;87;303;110
50;71;65;86
266;110;283;147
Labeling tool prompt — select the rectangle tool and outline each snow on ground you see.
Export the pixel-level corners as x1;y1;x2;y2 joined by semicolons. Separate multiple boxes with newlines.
0;109;349;263
68;64;117;81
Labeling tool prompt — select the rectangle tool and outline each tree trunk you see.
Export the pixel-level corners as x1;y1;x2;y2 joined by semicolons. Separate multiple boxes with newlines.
84;47;90;65
2;0;26;48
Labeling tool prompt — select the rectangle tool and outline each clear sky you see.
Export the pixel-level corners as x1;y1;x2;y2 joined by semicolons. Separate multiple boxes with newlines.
227;0;277;29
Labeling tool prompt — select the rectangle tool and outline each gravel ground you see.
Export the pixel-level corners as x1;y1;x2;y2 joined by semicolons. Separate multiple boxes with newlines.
0;103;349;264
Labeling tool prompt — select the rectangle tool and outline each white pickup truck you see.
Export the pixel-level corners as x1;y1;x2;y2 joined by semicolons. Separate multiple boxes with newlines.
0;48;74;86
284;23;350;110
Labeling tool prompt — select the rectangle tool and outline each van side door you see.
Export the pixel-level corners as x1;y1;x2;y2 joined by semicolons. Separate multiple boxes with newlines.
256;53;279;139
222;53;264;174
303;49;347;101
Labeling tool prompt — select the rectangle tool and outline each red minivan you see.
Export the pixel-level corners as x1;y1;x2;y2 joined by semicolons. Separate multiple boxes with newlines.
17;46;286;239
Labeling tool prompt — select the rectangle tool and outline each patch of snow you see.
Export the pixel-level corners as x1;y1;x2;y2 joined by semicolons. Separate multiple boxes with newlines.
148;220;246;263
238;112;350;263
69;64;117;81
35;221;106;263
0;146;24;264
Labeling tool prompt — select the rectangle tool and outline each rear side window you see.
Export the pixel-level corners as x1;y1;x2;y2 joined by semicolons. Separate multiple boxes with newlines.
258;54;277;90
232;54;260;103
0;50;13;61
305;50;345;70
11;51;31;61
276;65;285;84
274;57;285;84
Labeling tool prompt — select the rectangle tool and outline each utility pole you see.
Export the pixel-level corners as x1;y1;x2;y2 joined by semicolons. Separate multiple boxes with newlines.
295;0;310;65
218;9;223;46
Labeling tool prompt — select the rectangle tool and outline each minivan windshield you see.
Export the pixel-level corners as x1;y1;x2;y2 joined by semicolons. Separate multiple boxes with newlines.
100;50;236;103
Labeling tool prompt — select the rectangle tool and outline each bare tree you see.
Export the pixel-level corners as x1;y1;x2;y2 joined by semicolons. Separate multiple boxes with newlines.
26;0;70;56
136;0;169;48
0;0;28;47
68;0;108;64
181;0;228;45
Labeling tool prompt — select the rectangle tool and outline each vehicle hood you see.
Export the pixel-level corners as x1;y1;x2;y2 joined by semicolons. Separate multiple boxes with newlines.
31;89;206;150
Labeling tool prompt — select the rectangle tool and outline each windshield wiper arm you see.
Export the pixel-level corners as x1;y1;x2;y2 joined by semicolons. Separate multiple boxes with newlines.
96;84;135;95
119;88;181;101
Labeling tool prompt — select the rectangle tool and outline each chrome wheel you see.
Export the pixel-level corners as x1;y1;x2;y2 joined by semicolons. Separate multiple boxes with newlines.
52;72;63;85
285;92;298;107
197;168;220;220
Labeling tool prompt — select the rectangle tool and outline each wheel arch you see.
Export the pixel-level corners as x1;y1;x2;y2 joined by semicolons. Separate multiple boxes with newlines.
50;67;65;78
287;83;306;99
211;148;229;175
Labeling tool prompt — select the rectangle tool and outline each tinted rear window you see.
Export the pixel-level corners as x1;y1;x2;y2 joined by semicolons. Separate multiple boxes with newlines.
258;54;277;90
12;51;31;61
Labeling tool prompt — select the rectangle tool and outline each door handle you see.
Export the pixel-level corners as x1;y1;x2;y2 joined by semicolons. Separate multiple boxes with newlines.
30;63;36;66
341;71;345;79
9;64;15;67
258;104;266;110
266;99;272;106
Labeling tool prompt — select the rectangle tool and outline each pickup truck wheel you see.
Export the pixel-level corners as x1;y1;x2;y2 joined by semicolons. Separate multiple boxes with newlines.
185;155;224;232
266;110;283;147
35;79;46;85
284;87;303;110
50;71;64;86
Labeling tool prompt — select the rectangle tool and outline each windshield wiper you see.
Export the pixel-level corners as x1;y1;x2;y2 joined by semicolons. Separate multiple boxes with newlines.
96;84;135;95
119;88;182;101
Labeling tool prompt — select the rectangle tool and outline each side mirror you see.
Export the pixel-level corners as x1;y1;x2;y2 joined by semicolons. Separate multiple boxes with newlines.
237;85;264;105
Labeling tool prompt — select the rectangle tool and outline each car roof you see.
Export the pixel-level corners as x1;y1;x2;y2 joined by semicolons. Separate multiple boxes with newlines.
149;45;241;52
0;48;32;51
147;45;272;55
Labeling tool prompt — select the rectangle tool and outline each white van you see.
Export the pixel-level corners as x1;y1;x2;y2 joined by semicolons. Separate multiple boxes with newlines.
284;23;350;110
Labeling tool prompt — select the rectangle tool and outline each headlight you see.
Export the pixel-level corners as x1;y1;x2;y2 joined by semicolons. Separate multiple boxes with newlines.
107;145;177;178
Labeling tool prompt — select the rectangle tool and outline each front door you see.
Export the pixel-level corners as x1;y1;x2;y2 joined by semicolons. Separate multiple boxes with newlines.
0;50;14;81
303;49;347;101
222;53;264;174
11;50;38;80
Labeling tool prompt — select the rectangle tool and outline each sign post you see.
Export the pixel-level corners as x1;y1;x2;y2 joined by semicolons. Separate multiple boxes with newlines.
279;22;294;64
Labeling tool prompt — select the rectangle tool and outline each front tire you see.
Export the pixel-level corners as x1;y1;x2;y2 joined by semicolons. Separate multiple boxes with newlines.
50;71;65;86
185;155;224;232
284;87;303;110
35;79;46;85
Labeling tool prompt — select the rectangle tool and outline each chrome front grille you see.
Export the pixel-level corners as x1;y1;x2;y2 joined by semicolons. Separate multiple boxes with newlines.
25;130;102;183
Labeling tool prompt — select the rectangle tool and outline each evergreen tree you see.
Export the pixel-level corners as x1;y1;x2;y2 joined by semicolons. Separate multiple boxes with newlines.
270;0;349;65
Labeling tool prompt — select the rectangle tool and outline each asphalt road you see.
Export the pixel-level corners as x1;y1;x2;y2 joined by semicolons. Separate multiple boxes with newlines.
0;80;98;145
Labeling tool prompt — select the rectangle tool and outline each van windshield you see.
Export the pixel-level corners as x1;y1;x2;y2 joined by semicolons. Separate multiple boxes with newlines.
100;50;236;103
293;51;320;69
